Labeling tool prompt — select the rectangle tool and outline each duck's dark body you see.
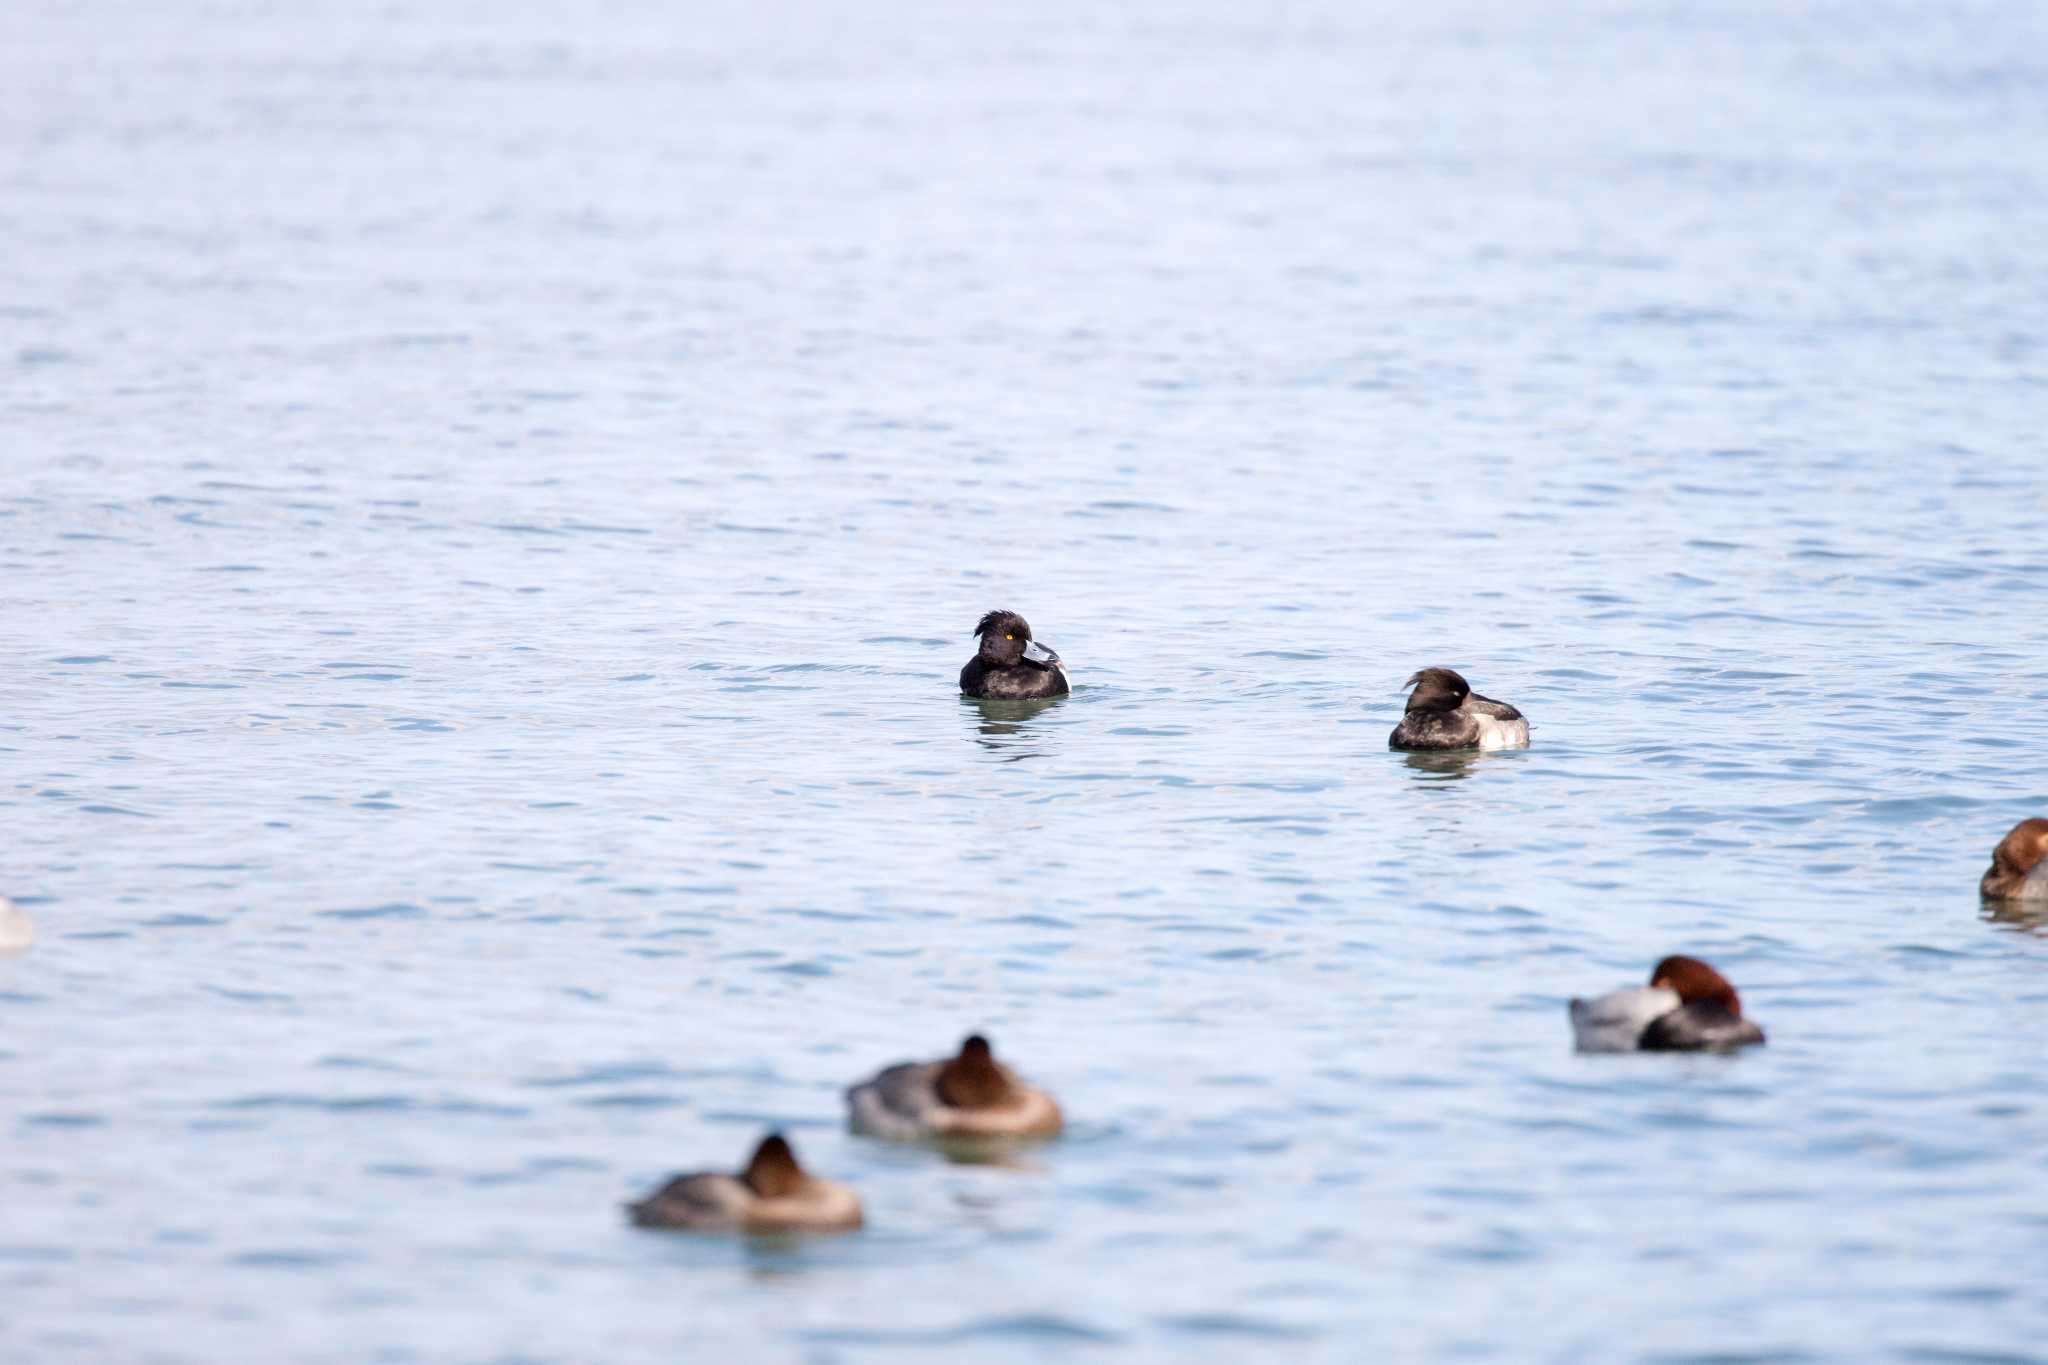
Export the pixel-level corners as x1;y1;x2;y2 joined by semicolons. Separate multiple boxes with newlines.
1388;667;1528;751
1638;1000;1767;1052
960;610;1069;700
628;1171;746;1228
960;656;1068;700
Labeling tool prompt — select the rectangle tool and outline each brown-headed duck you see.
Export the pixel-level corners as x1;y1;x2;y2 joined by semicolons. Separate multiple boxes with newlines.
847;1034;1063;1141
627;1132;862;1233
1389;667;1529;751
1981;819;2048;901
1569;955;1766;1053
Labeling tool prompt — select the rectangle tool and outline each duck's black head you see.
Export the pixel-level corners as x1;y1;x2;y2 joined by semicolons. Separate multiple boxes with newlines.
1402;667;1470;714
974;610;1058;669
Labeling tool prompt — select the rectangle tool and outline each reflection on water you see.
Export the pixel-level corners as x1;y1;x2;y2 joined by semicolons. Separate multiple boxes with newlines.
964;697;1065;761
737;1233;830;1272
923;1135;1052;1170
1397;749;1521;784
1980;899;2048;936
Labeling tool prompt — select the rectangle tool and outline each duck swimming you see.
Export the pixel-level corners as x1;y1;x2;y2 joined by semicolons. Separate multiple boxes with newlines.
1388;667;1529;751
626;1132;862;1232
1569;956;1766;1053
1980;819;2048;901
846;1034;1063;1141
960;610;1069;700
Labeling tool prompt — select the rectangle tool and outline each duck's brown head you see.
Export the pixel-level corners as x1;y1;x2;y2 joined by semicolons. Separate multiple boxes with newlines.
935;1034;1016;1110
1402;667;1472;714
1650;955;1743;1017
742;1132;807;1198
1982;819;2048;900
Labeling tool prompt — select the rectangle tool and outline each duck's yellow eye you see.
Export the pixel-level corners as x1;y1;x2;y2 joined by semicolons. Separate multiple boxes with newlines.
1006;633;1015;640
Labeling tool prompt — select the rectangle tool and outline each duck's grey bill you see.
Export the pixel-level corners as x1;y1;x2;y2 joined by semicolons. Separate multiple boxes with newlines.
1023;640;1059;665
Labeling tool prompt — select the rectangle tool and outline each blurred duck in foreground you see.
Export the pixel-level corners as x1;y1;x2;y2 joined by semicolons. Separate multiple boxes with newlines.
1981;819;2048;901
960;610;1070;700
847;1034;1063;1141
1570;956;1766;1053
627;1133;862;1232
0;897;32;955
1389;667;1529;751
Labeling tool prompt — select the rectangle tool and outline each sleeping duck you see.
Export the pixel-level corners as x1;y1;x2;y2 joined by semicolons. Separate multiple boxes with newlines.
626;1132;862;1232
1569;955;1766;1053
1388;667;1529;751
960;611;1070;700
846;1034;1063;1141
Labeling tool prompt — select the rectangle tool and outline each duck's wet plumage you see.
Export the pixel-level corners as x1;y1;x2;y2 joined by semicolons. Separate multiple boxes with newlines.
1389;667;1529;751
961;610;1069;700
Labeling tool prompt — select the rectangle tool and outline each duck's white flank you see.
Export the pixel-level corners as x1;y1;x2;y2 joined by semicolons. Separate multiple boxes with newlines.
1474;713;1531;750
1568;984;1680;1052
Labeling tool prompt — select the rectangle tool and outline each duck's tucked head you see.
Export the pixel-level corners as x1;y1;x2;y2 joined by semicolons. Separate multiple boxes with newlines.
1983;818;2048;899
935;1034;1016;1110
1402;667;1471;714
742;1133;806;1198
974;611;1057;669
1650;955;1743;1017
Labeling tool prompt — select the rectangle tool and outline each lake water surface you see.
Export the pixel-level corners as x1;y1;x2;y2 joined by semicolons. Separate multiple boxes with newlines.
5;1;2048;1361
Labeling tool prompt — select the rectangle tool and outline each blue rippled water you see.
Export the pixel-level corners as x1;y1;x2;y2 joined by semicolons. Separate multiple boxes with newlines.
4;1;2047;1361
